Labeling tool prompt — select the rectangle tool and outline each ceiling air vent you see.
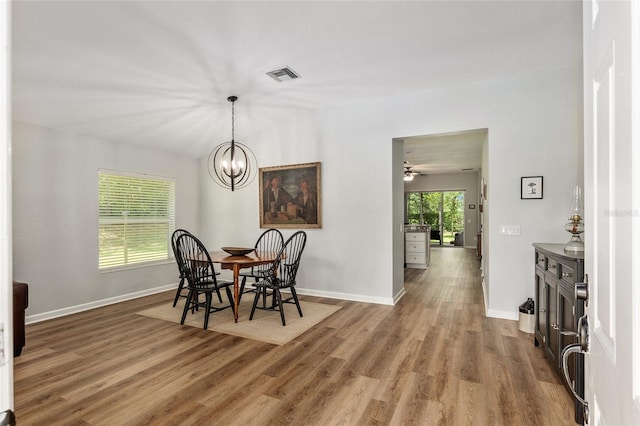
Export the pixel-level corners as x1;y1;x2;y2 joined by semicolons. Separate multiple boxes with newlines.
266;66;301;82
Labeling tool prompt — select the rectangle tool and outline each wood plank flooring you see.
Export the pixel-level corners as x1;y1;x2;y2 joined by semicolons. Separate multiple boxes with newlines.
14;248;576;425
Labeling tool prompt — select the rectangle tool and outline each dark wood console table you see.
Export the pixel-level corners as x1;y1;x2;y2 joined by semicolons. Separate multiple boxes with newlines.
532;243;584;424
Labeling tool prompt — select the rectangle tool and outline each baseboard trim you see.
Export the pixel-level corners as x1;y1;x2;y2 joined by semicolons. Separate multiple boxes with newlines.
481;278;488;314
296;287;395;306
26;281;514;322
26;283;398;324
25;284;177;324
393;287;406;304
481;278;517;321
486;308;518;321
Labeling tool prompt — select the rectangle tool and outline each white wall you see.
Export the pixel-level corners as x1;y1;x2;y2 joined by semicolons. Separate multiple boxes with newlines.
485;70;583;318
201;66;583;318
12;122;200;319
11;65;582;321
404;171;480;248
201;109;399;305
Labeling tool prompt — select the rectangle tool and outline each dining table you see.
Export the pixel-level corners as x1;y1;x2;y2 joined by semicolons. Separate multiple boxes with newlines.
209;250;279;323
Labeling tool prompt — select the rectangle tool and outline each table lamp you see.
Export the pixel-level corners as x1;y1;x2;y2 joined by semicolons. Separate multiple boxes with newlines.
564;185;584;252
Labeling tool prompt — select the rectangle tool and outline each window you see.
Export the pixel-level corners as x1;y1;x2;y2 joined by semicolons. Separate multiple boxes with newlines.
405;191;465;245
99;170;175;270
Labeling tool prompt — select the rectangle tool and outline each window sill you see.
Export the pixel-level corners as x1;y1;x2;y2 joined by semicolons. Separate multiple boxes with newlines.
99;259;174;273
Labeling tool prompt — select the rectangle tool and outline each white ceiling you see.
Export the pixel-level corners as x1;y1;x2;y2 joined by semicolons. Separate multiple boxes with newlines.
11;1;582;173
403;129;486;176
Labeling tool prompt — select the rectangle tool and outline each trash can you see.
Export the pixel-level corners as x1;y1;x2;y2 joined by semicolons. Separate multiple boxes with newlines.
518;298;535;334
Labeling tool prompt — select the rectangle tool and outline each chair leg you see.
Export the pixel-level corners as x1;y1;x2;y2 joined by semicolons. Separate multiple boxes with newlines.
290;287;303;317
180;290;194;325
214;287;223;303
274;289;286;326
225;286;235;315
191;292;198;313
173;276;185;307
262;287;273;309
203;292;212;330
238;276;247;304
250;287;262;320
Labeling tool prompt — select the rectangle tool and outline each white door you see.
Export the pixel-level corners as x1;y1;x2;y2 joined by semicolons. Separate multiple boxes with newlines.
582;0;640;424
0;0;14;419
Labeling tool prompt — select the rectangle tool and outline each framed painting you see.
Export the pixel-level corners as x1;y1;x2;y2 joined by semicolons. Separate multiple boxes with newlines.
259;162;321;229
521;176;543;199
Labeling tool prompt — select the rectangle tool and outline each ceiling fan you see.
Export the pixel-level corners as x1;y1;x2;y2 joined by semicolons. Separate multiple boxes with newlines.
403;161;427;181
404;166;417;182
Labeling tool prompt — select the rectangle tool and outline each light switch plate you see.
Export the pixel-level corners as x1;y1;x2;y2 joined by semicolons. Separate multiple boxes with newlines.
499;225;521;235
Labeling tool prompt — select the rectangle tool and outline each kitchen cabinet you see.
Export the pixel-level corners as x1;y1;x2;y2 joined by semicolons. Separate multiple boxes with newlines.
533;243;584;424
405;227;430;269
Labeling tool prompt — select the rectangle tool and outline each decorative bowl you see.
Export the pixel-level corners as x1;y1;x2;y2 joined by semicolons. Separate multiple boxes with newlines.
221;247;254;256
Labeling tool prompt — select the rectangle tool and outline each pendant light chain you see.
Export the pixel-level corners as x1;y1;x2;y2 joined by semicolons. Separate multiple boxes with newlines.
231;98;235;142
230;97;236;190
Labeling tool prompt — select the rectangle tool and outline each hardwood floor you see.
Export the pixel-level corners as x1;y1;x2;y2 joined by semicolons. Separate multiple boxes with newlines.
14;248;575;425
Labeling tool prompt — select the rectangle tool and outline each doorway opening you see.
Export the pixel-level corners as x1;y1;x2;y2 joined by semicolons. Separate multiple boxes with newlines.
405;190;465;246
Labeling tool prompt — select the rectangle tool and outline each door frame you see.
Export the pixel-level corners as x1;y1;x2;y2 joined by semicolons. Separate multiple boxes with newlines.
0;0;14;415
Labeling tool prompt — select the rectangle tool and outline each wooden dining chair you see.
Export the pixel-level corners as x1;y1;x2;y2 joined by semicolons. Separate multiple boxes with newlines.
172;229;222;307
249;230;307;326
238;228;284;304
171;229;192;307
175;233;235;330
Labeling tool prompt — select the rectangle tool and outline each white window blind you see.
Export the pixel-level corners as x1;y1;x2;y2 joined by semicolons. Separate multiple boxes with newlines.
99;170;175;270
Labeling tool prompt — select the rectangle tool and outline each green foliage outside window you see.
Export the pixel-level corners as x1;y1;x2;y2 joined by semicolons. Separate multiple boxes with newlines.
442;192;464;234
99;171;175;270
422;192;440;230
406;192;422;224
406;191;464;244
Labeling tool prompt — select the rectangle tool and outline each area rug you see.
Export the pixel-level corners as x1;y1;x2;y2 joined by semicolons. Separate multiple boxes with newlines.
136;296;341;345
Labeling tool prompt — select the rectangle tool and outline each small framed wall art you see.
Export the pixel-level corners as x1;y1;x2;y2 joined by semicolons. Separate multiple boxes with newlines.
521;176;543;199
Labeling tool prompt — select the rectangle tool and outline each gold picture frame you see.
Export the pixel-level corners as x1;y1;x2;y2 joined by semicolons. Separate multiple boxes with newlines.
259;162;321;229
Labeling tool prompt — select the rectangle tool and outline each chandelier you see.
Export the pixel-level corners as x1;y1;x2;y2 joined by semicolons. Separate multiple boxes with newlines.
207;96;257;191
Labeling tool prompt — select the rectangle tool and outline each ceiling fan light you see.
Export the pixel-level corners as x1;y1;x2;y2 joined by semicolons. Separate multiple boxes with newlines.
404;165;416;182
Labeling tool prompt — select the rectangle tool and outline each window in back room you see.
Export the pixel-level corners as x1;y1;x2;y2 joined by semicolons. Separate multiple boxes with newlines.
405;191;465;246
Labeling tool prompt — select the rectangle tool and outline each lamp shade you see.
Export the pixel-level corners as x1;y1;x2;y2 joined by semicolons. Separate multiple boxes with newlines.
569;185;584;218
